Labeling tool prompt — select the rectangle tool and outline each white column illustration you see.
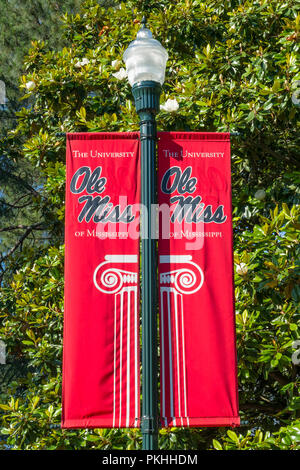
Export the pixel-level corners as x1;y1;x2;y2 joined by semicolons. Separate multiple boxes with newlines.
159;255;204;427
93;255;139;428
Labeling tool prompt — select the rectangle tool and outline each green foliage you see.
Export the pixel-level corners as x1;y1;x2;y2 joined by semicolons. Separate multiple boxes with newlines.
0;1;84;277
0;0;299;450
0;0;82;108
234;205;300;428
212;423;300;450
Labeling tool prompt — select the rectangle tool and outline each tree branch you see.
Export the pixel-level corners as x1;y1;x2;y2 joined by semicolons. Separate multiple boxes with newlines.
240;402;286;414
0;223;44;264
0;193;32;209
2;170;40;197
269;371;291;387
0;224;44;233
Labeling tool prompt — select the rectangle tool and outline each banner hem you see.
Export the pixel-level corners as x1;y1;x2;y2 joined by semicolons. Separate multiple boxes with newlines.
161;416;240;428
66;132;139;140
157;131;230;141
61;419;140;429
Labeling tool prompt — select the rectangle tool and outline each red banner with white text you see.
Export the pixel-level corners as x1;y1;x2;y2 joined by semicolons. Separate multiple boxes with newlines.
62;133;140;428
158;132;240;427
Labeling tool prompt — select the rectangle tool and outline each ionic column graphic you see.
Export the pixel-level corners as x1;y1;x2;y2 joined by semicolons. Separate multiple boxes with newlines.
93;255;139;428
159;255;204;427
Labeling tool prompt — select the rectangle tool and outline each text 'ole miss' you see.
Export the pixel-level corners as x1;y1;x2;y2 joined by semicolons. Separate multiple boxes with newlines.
69;166;136;224
69;165;228;225
161;166;227;224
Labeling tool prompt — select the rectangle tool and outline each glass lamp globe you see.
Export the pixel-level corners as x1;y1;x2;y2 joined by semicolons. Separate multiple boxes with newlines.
123;23;168;87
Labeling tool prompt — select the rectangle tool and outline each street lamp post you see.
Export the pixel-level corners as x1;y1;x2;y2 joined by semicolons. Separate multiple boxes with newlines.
123;18;168;450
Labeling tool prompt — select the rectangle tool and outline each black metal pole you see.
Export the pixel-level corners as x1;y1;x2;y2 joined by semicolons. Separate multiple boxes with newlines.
132;80;161;450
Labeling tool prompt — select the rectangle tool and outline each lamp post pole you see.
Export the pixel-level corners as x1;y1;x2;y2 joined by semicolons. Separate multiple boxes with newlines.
132;81;161;449
123;18;168;451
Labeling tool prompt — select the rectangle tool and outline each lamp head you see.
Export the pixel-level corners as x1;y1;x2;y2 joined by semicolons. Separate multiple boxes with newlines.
123;18;168;87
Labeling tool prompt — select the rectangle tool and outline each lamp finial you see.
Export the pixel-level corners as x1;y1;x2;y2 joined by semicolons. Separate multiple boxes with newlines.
141;16;147;29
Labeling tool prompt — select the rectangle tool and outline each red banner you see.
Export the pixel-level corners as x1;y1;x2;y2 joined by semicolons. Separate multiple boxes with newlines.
157;132;240;427
62;133;141;428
